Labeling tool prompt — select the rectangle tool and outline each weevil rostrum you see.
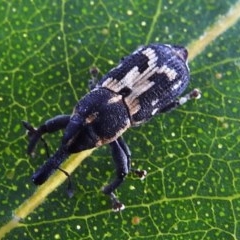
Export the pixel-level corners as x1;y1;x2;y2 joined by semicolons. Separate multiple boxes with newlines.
23;43;201;211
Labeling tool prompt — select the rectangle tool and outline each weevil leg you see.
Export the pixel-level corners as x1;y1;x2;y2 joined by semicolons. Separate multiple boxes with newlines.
117;136;131;170
117;137;147;180
102;139;130;211
88;67;99;90
160;88;201;113
23;114;70;155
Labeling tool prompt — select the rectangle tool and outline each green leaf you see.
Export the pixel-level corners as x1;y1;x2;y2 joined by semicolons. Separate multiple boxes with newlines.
0;0;240;239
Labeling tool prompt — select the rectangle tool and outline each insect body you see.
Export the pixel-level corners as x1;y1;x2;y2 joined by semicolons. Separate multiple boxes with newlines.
23;43;201;211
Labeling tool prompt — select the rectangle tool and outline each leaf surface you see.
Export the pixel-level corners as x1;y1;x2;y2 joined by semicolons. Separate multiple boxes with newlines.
0;0;240;239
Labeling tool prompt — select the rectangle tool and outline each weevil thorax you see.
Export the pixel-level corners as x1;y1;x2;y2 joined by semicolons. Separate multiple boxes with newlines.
70;88;131;149
96;44;190;126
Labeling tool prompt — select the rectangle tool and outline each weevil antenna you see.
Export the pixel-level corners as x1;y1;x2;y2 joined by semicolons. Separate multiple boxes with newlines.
40;135;73;196
40;137;50;158
40;136;73;196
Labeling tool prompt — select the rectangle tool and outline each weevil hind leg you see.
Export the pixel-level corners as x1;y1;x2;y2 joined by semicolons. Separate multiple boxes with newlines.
102;138;130;211
22;114;70;156
117;136;131;170
160;88;201;113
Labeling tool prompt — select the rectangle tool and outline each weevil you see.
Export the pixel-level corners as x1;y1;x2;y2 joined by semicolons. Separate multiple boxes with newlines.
23;43;201;211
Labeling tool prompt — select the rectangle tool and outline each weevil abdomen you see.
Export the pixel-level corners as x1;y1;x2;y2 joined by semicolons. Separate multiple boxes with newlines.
97;44;189;126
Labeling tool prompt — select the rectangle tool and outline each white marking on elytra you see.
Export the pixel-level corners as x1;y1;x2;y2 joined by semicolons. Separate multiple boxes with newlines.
102;47;159;116
163;44;172;48
157;65;177;81
151;99;159;106
171;80;182;91
142;47;156;60
151;108;159;116
127;98;141;116
102;47;178;117
102;66;138;92
102;76;114;88
124;48;158;115
121;66;139;89
102;47;158;91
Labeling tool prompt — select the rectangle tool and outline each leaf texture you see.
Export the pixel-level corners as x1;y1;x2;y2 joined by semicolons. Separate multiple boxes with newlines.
0;0;240;239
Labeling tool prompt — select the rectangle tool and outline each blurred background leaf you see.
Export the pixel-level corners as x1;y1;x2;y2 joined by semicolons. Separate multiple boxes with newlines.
0;0;240;239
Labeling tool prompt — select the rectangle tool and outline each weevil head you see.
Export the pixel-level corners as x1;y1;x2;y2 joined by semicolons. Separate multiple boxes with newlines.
32;165;53;185
32;148;69;185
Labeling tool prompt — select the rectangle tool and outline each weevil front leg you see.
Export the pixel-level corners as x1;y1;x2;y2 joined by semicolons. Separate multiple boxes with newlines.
160;88;201;113
102;138;130;211
22;114;70;156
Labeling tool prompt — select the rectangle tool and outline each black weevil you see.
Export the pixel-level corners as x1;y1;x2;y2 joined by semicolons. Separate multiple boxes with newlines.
23;43;201;211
